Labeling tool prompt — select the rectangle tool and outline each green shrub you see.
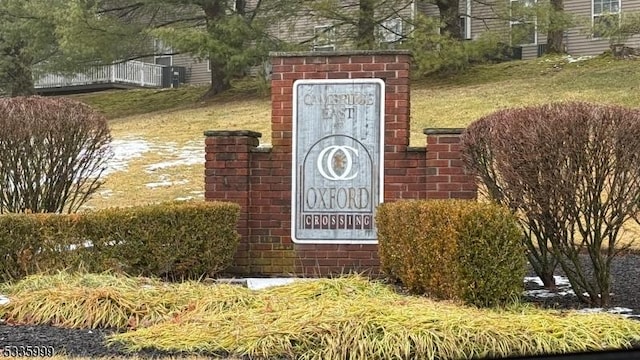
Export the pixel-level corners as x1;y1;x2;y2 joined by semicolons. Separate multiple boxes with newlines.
456;203;526;307
405;14;511;78
0;213;89;282
0;201;240;281
376;200;526;307
82;201;241;279
376;201;461;300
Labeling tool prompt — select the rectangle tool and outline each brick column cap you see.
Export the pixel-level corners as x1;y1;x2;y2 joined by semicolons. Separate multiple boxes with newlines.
423;128;466;135
269;50;411;57
204;130;262;138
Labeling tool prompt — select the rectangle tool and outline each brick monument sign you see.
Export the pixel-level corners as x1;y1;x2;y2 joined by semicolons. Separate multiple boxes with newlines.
204;50;476;276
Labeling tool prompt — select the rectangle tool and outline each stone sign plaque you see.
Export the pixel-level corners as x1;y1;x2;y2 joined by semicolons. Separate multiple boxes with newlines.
291;79;385;244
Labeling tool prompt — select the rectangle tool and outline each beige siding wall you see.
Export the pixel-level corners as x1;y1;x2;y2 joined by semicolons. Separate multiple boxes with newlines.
466;0;549;59
267;1;415;50
521;43;540;58
418;0;476;39
565;0;640;56
470;0;510;40
172;54;210;85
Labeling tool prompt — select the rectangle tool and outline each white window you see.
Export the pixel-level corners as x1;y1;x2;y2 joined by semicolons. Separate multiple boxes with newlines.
313;25;336;51
510;0;537;45
592;0;621;38
379;18;403;43
153;39;173;66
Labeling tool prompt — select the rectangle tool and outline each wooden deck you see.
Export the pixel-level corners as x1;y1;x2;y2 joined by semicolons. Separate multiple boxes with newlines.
35;61;164;94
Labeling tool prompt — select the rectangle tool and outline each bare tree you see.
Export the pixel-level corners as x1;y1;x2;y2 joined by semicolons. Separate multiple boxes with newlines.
0;97;112;213
462;102;640;307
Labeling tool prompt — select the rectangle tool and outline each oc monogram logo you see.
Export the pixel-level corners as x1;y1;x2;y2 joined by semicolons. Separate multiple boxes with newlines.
316;145;359;181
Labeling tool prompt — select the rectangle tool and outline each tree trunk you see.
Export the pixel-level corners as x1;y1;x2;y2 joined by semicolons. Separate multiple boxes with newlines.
357;0;376;49
202;57;231;99
10;65;35;97
539;271;557;290
546;0;565;53
435;0;462;40
4;44;35;97
200;0;231;100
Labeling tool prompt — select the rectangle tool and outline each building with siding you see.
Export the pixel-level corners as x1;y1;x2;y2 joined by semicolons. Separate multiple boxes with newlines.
35;0;640;92
173;0;640;84
464;0;640;59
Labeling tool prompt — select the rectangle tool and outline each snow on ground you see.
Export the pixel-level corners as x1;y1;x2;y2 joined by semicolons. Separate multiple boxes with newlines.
145;144;203;172
524;275;575;298
101;138;204;194
99;189;113;198
577;307;639;319
145;178;189;189
0;295;9;306
525;275;638;318
246;278;299;290
174;196;194;201
105;138;204;176
565;55;594;63
104;139;152;175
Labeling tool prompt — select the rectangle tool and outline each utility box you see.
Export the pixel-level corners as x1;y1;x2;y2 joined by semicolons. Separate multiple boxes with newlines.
161;66;186;88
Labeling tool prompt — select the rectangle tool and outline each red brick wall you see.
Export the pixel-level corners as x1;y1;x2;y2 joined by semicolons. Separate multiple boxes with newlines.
204;51;477;276
425;129;477;200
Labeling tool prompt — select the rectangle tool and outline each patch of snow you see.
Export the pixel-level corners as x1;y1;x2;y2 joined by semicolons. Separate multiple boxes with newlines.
190;191;205;198
174;196;194;201
523;275;575;298
99;189;113;198
146;145;204;172
523;277;638;317
524;288;576;298
0;295;10;306
576;307;635;316
524;275;571;287
105;139;152;175
244;278;318;290
565;55;594;63
104;139;204;176
604;307;632;314
145;179;189;189
246;278;297;290
66;241;94;251
146;181;173;188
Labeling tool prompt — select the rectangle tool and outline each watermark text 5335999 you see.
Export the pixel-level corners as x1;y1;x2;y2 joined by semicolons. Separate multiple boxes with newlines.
2;345;55;357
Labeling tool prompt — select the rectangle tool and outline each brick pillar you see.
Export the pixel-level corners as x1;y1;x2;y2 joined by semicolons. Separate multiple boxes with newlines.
424;128;477;200
204;130;261;273
268;50;414;276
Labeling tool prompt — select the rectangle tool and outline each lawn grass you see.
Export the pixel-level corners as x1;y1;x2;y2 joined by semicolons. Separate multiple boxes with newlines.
2;273;639;360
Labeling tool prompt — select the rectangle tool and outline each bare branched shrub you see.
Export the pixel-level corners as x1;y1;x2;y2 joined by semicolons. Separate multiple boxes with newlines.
0;96;112;213
462;102;640;307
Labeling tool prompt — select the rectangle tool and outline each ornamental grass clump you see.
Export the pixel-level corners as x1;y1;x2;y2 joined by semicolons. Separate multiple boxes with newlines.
2;273;640;359
0;272;254;329
106;276;640;360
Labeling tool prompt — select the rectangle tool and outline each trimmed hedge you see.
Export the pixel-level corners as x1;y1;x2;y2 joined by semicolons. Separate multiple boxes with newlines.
376;200;526;307
0;201;240;282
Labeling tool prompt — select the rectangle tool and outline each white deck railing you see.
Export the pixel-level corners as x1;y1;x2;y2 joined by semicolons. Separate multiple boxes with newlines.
34;61;164;89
